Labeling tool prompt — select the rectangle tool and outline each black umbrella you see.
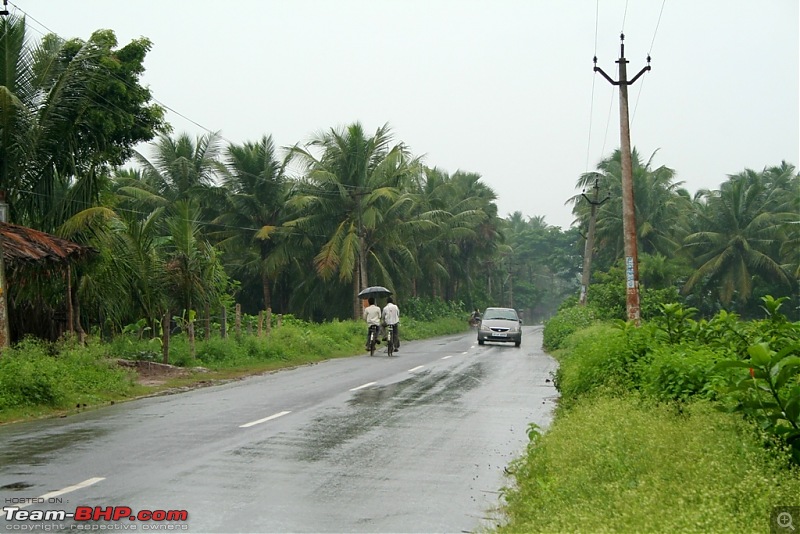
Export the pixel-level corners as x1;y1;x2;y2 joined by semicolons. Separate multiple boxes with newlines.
358;286;392;299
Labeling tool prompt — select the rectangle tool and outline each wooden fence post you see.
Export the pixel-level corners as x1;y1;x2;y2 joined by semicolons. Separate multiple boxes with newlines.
235;303;242;337
205;302;210;340
221;307;227;339
258;310;264;337
162;309;170;365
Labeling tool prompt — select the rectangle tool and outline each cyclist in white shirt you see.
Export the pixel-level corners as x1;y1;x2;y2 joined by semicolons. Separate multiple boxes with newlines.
363;297;382;351
381;296;400;352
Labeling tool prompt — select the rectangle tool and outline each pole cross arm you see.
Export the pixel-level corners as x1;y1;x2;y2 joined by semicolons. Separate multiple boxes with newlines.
627;65;652;85
581;192;611;205
593;64;651;86
593;66;619;86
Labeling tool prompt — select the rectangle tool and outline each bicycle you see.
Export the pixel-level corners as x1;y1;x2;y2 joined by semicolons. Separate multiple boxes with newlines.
367;324;380;356
386;324;394;357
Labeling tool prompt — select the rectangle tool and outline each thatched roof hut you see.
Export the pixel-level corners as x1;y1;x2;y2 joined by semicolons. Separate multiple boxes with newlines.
0;222;93;264
0;222;95;342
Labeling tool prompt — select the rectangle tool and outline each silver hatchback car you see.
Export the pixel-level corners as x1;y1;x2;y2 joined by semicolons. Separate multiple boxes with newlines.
477;307;522;347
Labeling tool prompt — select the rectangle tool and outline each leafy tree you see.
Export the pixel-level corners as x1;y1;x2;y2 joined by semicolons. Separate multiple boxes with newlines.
570;148;692;272
285;122;416;319
408;168;504;304
0;15;166;231
682;167;795;311
502;212;582;321
215;135;290;313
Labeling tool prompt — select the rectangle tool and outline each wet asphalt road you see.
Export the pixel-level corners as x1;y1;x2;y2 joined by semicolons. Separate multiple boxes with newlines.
0;326;558;533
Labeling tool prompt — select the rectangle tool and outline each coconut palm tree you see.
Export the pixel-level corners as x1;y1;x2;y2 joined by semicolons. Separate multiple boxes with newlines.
285;122;416;319
570;148;691;271
403;167;506;304
682;168;794;306
214;135;290;312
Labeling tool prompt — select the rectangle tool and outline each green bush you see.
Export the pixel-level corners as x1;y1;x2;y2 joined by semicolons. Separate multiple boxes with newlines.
499;395;800;534
542;306;597;351
639;345;727;402
403;296;465;322
0;352;67;408
552;324;639;404
0;338;134;412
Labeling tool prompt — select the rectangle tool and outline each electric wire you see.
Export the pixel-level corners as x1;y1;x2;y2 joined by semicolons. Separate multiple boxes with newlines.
600;86;616;160
631;0;667;124
6;2;515;239
585;0;600;173
11;2;236;147
5;2;381;227
621;0;629;34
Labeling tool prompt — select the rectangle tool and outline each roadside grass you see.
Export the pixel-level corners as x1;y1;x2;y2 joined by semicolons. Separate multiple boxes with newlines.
0;316;468;424
498;394;800;534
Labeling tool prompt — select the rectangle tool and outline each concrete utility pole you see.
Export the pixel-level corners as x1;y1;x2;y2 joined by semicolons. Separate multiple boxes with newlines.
579;176;609;306
593;34;650;325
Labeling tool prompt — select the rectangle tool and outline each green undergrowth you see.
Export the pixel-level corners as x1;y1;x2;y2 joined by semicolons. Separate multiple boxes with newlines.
498;394;800;534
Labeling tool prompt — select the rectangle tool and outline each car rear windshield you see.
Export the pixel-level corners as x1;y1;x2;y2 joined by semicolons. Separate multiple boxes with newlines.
484;309;518;320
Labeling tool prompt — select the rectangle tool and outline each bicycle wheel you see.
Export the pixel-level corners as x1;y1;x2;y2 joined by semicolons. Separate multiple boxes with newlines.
387;328;393;357
369;329;376;356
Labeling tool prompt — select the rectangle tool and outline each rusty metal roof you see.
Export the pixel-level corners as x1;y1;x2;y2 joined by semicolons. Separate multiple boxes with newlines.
0;222;93;264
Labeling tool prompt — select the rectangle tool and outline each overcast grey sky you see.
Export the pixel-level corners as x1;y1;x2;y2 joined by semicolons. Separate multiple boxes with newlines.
11;0;800;229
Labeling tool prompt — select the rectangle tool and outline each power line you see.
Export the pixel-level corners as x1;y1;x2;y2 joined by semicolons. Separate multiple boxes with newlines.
648;0;667;55
600;86;616;162
10;2;239;148
632;0;666;124
620;0;629;33
585;0;600;173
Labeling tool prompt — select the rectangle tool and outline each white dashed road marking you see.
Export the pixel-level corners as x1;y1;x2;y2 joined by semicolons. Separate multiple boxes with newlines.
350;382;376;392
0;477;105;517
240;410;291;428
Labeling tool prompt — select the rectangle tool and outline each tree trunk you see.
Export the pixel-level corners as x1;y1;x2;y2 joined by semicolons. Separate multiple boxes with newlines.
73;279;86;343
353;273;361;320
188;320;195;358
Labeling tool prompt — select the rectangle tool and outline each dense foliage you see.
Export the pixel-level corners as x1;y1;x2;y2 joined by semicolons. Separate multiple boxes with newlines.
0;17;796;345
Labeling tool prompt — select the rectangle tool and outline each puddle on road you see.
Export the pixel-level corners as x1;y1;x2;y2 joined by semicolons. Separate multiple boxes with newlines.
0;427;108;467
0;481;33;491
297;361;487;462
226;362;488;465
